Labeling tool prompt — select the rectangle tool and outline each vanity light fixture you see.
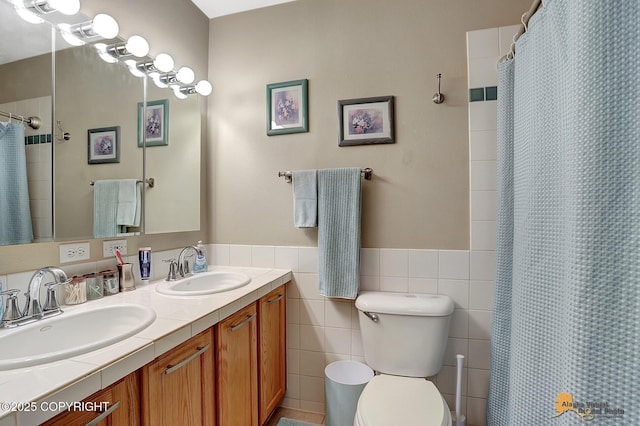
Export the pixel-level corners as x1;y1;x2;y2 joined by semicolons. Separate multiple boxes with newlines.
15;0;80;16
133;53;175;75
151;66;195;88
125;59;146;78
58;13;119;46
173;80;213;98
97;35;149;61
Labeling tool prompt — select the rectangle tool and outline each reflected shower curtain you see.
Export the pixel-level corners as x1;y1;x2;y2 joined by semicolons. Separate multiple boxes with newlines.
488;1;639;425
0;122;33;245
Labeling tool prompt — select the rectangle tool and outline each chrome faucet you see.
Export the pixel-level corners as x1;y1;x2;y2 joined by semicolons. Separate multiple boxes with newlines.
21;267;69;322
177;246;202;278
1;266;69;328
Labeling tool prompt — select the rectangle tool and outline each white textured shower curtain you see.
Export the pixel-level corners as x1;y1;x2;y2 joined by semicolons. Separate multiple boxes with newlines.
488;1;639;425
0;122;33;245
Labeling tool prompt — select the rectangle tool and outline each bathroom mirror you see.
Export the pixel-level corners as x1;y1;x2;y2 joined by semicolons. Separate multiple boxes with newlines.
0;0;201;245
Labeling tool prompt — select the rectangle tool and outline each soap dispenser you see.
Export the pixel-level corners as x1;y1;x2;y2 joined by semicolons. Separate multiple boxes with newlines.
193;241;208;273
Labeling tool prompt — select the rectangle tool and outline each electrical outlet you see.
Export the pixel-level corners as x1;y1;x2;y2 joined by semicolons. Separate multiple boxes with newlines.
59;242;90;263
103;239;128;258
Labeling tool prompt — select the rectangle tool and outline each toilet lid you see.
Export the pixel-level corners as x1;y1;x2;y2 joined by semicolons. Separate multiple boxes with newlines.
356;375;451;426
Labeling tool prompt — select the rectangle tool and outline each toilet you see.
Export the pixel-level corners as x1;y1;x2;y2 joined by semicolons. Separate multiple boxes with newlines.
354;291;454;426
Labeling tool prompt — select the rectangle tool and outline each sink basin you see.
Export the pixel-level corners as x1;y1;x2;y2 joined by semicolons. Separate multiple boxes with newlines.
156;271;252;296
0;304;156;370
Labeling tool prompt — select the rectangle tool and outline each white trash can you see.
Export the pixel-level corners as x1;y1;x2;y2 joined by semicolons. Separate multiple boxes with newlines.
325;361;374;426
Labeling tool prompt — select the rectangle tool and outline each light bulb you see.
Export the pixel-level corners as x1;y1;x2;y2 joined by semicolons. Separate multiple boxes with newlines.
176;67;195;84
173;86;188;100
153;53;174;73
125;35;149;57
48;0;80;15
16;7;44;24
195;80;212;96
92;13;119;39
125;60;146;78
95;43;118;63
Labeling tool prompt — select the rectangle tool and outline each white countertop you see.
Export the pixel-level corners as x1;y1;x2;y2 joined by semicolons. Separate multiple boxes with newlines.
0;265;292;426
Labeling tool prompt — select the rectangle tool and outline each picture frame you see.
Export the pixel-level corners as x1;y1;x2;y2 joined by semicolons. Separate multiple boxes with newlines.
266;79;308;136
88;126;120;164
338;96;395;146
138;99;169;147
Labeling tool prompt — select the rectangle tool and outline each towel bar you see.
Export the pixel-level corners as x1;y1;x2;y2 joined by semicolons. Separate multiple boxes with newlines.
90;178;155;188
278;168;372;183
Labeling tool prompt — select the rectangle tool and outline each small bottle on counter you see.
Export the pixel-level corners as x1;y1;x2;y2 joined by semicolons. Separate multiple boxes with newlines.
193;240;208;273
139;247;152;284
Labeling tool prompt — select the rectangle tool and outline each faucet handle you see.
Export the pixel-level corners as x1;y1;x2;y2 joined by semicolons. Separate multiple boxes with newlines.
163;259;179;281
43;282;64;312
0;289;22;323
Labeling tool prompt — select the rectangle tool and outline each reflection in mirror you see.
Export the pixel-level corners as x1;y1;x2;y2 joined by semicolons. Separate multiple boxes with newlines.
1;0;201;245
54;44;144;240
0;0;53;245
144;81;200;235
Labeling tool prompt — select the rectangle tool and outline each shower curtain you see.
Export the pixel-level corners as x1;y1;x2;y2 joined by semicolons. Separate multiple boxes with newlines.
488;1;639;425
0;122;33;245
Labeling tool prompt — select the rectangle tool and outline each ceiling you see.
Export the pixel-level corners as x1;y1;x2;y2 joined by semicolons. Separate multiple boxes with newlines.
189;0;296;19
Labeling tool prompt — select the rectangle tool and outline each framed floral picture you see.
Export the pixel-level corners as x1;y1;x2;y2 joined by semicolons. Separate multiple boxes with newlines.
88;126;120;164
266;79;308;136
138;99;169;147
338;96;395;146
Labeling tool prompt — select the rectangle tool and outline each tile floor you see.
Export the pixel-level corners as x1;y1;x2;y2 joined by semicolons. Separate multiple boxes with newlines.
266;407;325;426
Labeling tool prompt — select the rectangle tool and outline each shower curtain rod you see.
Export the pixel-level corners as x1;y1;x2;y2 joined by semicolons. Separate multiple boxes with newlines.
0;110;41;130
500;0;543;62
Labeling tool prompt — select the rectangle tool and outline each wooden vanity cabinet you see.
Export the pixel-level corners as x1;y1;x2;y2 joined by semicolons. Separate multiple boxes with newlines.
141;329;215;426
42;371;140;426
216;302;259;426
258;285;287;425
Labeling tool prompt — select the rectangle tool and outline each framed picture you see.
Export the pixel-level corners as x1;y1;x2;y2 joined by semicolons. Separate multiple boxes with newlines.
88;126;120;164
138;99;169;147
266;79;308;136
338;96;395;146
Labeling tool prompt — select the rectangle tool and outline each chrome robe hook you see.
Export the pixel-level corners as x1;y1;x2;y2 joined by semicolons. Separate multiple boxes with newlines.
432;73;445;104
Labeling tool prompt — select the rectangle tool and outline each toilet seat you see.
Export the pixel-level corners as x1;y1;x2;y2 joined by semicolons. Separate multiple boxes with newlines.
354;375;451;426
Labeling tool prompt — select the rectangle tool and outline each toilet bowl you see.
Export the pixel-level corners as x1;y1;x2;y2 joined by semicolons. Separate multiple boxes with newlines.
354;375;451;426
354;292;454;426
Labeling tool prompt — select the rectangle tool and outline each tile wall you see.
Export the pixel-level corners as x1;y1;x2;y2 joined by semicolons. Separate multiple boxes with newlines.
0;96;53;242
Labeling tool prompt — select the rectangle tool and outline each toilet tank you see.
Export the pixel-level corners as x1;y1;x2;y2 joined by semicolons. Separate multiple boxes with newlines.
355;291;454;377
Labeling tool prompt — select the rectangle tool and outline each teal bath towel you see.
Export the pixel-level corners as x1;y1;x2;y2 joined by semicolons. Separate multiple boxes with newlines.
317;168;361;299
292;169;317;228
93;180;120;238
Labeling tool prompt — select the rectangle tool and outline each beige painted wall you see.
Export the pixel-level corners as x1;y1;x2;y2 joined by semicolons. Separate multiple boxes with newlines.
207;0;529;249
0;0;209;274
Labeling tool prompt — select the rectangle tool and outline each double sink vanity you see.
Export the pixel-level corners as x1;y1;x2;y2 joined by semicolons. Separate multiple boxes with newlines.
0;265;291;425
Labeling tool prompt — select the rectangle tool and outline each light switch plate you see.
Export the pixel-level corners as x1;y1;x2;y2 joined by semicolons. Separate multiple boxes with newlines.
59;242;90;263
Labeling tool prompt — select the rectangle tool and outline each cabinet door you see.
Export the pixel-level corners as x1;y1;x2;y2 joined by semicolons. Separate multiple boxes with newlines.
258;285;287;425
216;302;258;426
141;329;215;426
42;371;140;426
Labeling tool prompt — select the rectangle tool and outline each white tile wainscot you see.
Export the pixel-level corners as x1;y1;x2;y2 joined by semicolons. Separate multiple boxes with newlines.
0;265;291;425
209;244;496;424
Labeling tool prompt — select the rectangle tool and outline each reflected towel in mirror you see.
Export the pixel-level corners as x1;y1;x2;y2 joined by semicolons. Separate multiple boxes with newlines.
93;179;141;238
